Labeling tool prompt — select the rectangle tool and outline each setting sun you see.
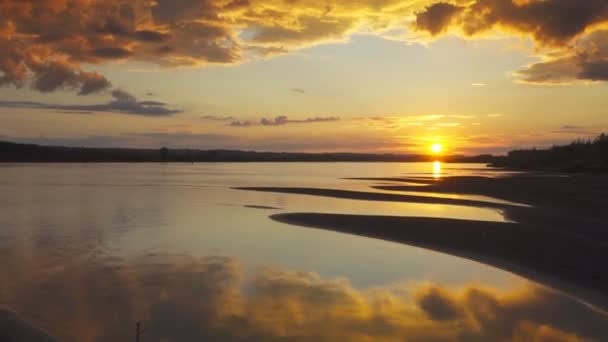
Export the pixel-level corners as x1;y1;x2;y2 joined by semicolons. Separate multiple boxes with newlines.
430;143;443;154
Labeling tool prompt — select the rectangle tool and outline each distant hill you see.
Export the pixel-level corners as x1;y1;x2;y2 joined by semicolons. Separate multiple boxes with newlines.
491;133;608;173
0;140;493;163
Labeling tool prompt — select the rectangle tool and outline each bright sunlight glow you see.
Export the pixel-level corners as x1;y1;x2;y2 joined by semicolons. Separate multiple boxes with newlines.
430;143;443;154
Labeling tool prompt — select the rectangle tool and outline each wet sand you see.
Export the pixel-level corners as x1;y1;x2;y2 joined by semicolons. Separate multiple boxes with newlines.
234;187;511;209
239;174;608;311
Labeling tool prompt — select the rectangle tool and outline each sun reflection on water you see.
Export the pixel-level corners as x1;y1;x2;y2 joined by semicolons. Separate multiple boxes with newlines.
433;161;442;179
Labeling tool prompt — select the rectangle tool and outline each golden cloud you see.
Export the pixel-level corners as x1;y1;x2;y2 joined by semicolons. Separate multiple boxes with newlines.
3;0;608;93
0;0;432;95
414;0;608;83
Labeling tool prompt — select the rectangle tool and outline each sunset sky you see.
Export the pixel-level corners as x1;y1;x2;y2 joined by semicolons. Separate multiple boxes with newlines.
1;0;607;154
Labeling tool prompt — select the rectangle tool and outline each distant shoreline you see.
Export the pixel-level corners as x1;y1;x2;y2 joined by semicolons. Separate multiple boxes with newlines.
3;133;606;173
0;140;494;163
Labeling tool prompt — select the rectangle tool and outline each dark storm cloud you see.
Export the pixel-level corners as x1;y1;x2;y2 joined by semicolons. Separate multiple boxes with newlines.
0;90;181;117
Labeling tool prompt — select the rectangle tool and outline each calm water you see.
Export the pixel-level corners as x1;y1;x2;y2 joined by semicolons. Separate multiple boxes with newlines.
0;163;606;341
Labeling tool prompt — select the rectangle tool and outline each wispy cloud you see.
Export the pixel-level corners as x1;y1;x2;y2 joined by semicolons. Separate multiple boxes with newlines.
551;125;599;135
0;90;182;117
291;88;308;94
201;115;236;121
230;116;340;127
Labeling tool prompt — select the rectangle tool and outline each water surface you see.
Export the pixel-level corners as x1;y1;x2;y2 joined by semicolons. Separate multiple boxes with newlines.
0;163;606;341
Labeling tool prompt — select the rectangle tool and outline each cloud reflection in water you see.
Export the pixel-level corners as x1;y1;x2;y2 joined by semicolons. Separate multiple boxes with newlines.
1;254;606;342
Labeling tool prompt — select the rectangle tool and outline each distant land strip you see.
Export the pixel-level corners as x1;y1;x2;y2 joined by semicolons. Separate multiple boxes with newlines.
0;141;493;163
1;132;606;172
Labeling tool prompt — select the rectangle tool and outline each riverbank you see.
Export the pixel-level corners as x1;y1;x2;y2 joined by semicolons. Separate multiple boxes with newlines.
240;174;608;311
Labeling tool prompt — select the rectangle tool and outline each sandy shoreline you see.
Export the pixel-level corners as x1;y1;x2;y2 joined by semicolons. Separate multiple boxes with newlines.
234;187;512;209
271;212;608;313
239;174;608;311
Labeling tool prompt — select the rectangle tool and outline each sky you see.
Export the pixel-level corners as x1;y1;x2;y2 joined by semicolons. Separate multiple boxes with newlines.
1;0;608;155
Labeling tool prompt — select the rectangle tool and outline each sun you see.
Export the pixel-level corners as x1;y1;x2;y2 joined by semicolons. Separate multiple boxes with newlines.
430;143;443;154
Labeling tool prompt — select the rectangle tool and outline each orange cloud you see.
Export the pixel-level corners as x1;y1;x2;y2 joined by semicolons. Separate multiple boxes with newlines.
414;0;608;45
0;0;240;94
4;0;608;93
0;0;430;95
414;0;608;83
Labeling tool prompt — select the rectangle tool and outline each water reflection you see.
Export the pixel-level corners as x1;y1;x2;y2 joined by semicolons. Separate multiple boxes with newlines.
433;161;442;179
2;254;607;342
1;163;607;341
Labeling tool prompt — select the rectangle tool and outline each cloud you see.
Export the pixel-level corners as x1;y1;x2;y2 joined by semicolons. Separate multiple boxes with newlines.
414;2;464;35
3;0;608;91
0;0;448;95
364;115;447;130
414;0;608;45
0;0;424;95
201;115;236;121
229;119;257;127
230;115;340;127
0;90;182;117
551;125;599;135
516;30;608;83
414;0;608;83
291;88;308;94
561;125;586;130
90;47;133;59
0;0;240;95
